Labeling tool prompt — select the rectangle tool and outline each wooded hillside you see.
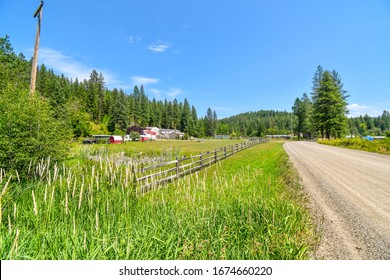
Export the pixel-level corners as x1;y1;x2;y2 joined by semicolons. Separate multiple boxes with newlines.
0;36;218;138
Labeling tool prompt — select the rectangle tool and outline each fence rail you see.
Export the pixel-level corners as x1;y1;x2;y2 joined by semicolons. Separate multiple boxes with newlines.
136;138;269;193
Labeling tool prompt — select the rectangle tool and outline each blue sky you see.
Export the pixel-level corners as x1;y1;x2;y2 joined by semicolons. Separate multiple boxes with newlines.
1;0;389;118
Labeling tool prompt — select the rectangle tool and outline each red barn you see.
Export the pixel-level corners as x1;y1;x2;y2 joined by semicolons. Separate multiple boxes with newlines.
109;135;123;144
142;130;157;140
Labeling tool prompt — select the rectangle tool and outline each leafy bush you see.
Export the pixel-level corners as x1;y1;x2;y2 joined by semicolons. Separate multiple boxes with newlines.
129;131;140;141
0;85;72;176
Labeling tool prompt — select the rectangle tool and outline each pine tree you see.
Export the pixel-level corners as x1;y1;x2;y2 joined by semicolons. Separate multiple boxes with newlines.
162;100;172;129
0;36;30;90
132;85;141;124
86;70;105;122
172;99;180;129
311;69;349;139
190;105;198;137
292;93;311;140
312;65;324;91
127;93;135;124
180;98;191;134
205;108;214;136
139;85;150;127
149;98;159;127
213;110;218;136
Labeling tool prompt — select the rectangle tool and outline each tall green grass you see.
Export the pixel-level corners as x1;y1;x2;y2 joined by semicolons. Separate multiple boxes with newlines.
318;138;390;155
0;142;316;259
71;139;245;158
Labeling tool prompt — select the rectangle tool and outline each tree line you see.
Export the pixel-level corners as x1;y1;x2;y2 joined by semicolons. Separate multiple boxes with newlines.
217;110;293;137
217;66;389;139
37;62;219;139
348;112;390;137
0;36;219;139
292;65;390;140
0;35;221;173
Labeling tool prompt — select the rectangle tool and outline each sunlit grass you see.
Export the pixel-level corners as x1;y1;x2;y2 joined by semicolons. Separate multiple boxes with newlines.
70;139;245;158
318;138;390;155
0;142;316;259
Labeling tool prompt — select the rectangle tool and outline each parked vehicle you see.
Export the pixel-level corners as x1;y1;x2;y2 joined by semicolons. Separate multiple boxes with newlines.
82;135;111;144
82;138;95;144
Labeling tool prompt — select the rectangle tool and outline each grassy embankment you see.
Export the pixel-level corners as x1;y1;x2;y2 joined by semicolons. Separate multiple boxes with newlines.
318;138;390;155
0;140;316;259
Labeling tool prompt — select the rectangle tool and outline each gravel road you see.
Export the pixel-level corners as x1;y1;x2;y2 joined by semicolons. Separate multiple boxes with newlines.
284;141;390;259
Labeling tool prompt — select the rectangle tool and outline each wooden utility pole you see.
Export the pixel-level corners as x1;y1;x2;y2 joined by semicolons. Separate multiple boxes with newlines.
30;1;44;95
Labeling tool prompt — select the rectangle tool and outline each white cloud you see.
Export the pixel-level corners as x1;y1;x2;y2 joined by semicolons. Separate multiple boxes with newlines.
38;47;127;89
148;40;171;53
39;48;91;81
166;88;182;99
347;103;382;117
148;88;162;99
131;76;159;86
125;35;142;44
149;87;183;100
130;76;182;99
38;47;181;93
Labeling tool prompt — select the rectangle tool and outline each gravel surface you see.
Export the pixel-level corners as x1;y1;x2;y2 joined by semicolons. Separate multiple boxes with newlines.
284;141;390;260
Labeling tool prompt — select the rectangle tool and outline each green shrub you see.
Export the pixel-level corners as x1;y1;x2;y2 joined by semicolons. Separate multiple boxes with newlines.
0;85;72;176
129;131;140;141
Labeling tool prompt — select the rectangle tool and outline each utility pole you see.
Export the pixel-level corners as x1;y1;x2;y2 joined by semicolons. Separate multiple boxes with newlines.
30;1;44;95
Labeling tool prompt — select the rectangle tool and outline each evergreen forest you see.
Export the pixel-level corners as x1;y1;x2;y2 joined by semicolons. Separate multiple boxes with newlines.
1;36;389;147
0;36;221;139
290;66;390;139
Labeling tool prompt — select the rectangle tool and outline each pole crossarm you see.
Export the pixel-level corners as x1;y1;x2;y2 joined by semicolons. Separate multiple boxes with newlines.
34;1;44;18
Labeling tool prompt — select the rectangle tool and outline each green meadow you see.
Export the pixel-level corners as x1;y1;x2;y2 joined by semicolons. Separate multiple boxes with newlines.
0;140;316;259
318;138;390;155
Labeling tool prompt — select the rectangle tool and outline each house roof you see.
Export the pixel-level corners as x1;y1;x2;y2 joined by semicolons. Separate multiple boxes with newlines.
110;135;123;140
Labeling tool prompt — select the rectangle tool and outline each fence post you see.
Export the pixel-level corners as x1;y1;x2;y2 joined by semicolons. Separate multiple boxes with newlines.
214;149;217;163
224;147;227;158
200;153;203;168
176;156;180;179
131;165;138;195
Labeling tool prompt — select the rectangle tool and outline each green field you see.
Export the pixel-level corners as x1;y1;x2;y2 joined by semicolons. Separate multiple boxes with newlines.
0;140;316;259
318;138;390;155
71;139;245;157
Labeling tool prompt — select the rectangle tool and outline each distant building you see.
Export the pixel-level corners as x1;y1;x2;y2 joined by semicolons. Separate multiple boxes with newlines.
92;135;111;144
215;135;230;139
145;127;160;135
109;135;123;144
159;129;184;140
140;130;157;141
266;135;292;139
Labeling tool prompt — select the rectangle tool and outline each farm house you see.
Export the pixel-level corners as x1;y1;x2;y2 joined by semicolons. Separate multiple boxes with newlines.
139;130;157;142
159;129;184;139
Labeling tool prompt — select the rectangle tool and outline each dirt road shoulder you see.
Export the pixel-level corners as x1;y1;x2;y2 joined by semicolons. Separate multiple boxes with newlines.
284;141;390;259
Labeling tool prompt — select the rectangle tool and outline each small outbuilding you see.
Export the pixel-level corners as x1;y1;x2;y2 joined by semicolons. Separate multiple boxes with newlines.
109;135;123;144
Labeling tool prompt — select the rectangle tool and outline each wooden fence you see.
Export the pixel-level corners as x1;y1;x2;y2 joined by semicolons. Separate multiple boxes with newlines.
136;138;269;193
